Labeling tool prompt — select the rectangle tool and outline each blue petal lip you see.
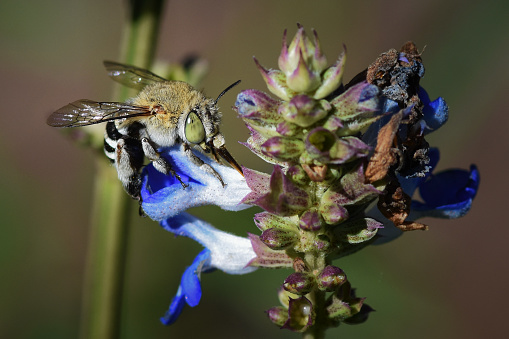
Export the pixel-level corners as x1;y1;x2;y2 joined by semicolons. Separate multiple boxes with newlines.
160;286;186;326
419;87;449;133
160;249;211;326
411;164;480;219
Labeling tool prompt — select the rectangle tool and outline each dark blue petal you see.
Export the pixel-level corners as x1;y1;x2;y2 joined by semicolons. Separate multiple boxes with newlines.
182;249;211;307
160;286;186;325
160;249;212;326
419;87;449;133
411;165;480;219
141;157;197;196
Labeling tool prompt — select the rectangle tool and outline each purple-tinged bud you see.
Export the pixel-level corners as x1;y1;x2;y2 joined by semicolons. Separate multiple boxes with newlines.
241;126;287;166
287;165;310;185
326;284;368;324
261;136;305;161
260;228;299;250
317;265;347;291
335;218;383;244
326;294;354;322
254;212;299;231
235;89;282;123
320;165;380;220
247;234;293;269
279;26;327;75
328;137;370;164
250;166;311;216
286;49;321;93
343;304;374;325
313;235;330;251
299;208;322;231
282;297;314;332
279;95;330;127
266;306;288;327
331;82;379;119
254;57;296;101
313;48;346;99
276;121;300;136
310;29;328;73
284;272;315;295
319;188;349;225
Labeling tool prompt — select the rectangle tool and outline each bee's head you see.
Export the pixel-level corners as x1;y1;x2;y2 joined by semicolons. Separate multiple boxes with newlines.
179;80;243;176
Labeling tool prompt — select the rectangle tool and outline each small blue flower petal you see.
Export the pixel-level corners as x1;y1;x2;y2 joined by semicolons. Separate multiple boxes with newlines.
160;249;211;325
419;87;449;133
181;249;210;307
160;286;186;326
410;164;480;219
140;145;251;221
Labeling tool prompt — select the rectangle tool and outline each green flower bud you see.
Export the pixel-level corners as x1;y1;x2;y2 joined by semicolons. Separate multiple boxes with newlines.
282;297;314;332
254;57;296;101
266;306;288;327
313;49;346;99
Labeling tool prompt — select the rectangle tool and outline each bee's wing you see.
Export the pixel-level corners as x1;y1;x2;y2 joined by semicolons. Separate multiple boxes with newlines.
103;61;167;90
47;99;151;127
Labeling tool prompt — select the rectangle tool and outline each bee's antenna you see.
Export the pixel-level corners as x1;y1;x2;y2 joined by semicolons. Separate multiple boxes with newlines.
215;80;241;104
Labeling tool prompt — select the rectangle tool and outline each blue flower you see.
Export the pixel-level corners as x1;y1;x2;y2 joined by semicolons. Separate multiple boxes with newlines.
374;148;480;243
409;164;480;220
159;213;258;325
138;146;258;324
419;87;449;133
140;145;251;221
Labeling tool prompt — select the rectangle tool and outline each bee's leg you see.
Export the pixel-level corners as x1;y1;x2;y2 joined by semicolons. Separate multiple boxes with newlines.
182;143;225;187
115;137;144;200
141;138;188;189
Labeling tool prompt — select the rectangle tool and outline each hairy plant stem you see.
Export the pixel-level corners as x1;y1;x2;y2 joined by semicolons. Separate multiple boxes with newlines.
79;1;165;338
303;252;327;339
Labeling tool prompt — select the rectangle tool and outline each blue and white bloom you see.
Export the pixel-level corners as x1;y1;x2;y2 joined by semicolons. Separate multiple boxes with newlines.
140;145;251;221
139;148;257;324
159;213;257;325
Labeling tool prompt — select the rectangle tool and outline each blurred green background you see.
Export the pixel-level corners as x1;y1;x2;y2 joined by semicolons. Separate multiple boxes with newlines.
1;0;507;338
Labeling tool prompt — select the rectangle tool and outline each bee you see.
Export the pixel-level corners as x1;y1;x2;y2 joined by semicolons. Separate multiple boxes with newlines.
47;61;243;201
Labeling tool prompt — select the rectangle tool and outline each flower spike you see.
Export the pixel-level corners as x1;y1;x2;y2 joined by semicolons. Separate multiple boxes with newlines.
138;25;480;334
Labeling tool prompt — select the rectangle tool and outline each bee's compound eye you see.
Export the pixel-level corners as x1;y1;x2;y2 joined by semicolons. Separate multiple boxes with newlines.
184;111;205;144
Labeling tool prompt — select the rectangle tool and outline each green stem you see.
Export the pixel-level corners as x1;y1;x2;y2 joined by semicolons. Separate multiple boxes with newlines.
303;253;327;339
79;1;165;338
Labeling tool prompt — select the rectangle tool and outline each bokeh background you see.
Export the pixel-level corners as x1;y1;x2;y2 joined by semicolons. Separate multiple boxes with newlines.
1;0;507;338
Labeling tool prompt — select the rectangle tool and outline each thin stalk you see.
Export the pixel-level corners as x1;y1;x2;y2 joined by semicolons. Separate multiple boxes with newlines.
303;253;327;339
79;1;165;339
